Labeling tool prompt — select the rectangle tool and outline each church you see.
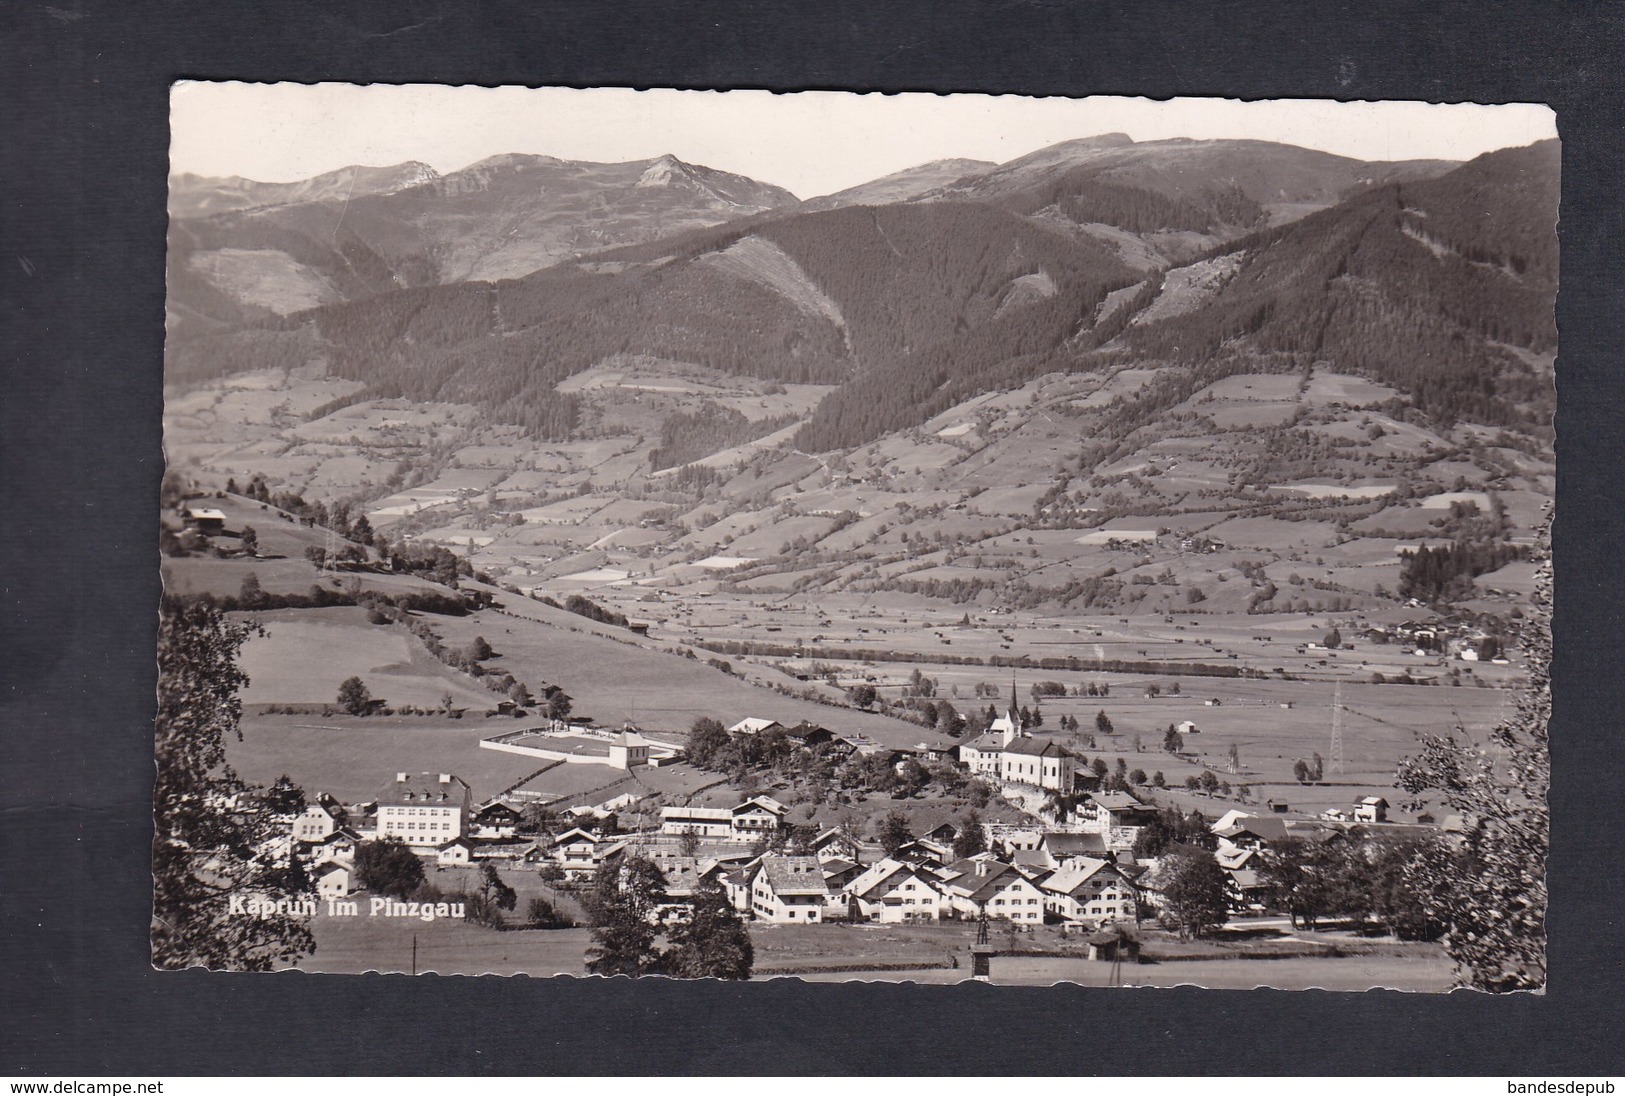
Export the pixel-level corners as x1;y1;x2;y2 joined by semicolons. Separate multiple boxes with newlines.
956;681;1080;793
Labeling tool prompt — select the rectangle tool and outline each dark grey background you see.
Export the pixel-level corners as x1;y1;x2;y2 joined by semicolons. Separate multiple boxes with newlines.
2;0;1620;1076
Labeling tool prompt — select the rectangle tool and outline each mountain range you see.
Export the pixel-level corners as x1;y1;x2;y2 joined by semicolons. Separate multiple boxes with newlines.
166;133;1558;453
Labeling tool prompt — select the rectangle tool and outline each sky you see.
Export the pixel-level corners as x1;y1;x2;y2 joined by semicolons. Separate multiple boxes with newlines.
170;84;1557;201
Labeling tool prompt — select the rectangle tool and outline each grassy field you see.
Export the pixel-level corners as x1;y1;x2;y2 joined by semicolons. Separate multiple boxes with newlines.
429;588;942;748
234;607;499;711
778;954;1454;991
229;712;542;802
295;917;590;977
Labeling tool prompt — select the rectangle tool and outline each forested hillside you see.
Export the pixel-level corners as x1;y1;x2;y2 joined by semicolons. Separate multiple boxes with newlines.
1113;141;1559;429
164;135;1554;457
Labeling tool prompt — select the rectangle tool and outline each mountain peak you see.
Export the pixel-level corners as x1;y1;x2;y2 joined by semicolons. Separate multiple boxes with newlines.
637;154;696;188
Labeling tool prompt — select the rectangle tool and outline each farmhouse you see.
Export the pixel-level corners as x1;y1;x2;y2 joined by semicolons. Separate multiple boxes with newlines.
547;827;628;879
1353;796;1390;823
180;506;227;533
471;801;522;839
730;795;788;835
940;857;1046;923
374;773;471;850
783;721;838;749
1078;792;1158;845
1041;858;1139;927
301;829;359;863
1213;815;1290;850
660;806;735;840
844;858;948;922
727;717;785;737
661;795;788;841
745;856;830;922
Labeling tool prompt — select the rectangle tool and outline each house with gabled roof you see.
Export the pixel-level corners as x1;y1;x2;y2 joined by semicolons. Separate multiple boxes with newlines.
549;827;628;880
301;828;360;863
939;856;1046;923
820;857;864;896
313;859;355;898
783;721;837;749
436;836;475;866
844;858;948;922
471;801;522;839
1353;796;1390;823
957;731;1006;778
745;855;830;922
660;805;735;839
1041;857;1138;927
731;795;788;835
292;801;344;844
893;837;952;869
1214;815;1291;850
728;717;785;737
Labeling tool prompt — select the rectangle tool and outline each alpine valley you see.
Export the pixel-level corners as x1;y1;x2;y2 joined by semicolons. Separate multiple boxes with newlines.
161;132;1557;984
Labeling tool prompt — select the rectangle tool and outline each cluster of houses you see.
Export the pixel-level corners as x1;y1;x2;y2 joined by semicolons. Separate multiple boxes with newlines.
606;817;1143;930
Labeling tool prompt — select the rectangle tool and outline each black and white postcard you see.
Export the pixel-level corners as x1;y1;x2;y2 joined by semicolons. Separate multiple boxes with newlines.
156;85;1554;991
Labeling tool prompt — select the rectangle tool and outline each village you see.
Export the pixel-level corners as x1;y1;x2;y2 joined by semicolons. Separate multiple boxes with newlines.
262;684;1451;981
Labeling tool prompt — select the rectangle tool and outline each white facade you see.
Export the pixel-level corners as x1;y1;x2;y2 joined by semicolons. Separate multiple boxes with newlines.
375;773;470;850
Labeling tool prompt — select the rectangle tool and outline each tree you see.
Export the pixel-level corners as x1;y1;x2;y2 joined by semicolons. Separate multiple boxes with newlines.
584;854;669;977
263;774;306;816
547;691;573;722
526;895;570;929
1163;725;1183;753
336;676;373;716
1144;683;1161;699
1309;753;1325;782
1091;758;1109;782
1095;710;1114;736
1158;846;1229;938
1322;627;1343;649
239;525;258;555
1293;758;1311;784
847;683;877;709
1152;771;1166;788
466;636;493;661
877;811;912;855
304;545;327;569
1398;525;1550;991
662;875;754;980
952;811;987;859
354;837;426;899
153;598;315;971
1226;742;1241;773
479;862;518;912
237;572;267;609
1199;770;1220;795
685;717;730;769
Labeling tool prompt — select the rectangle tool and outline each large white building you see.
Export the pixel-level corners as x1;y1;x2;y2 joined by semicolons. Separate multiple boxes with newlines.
374;773;472;850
